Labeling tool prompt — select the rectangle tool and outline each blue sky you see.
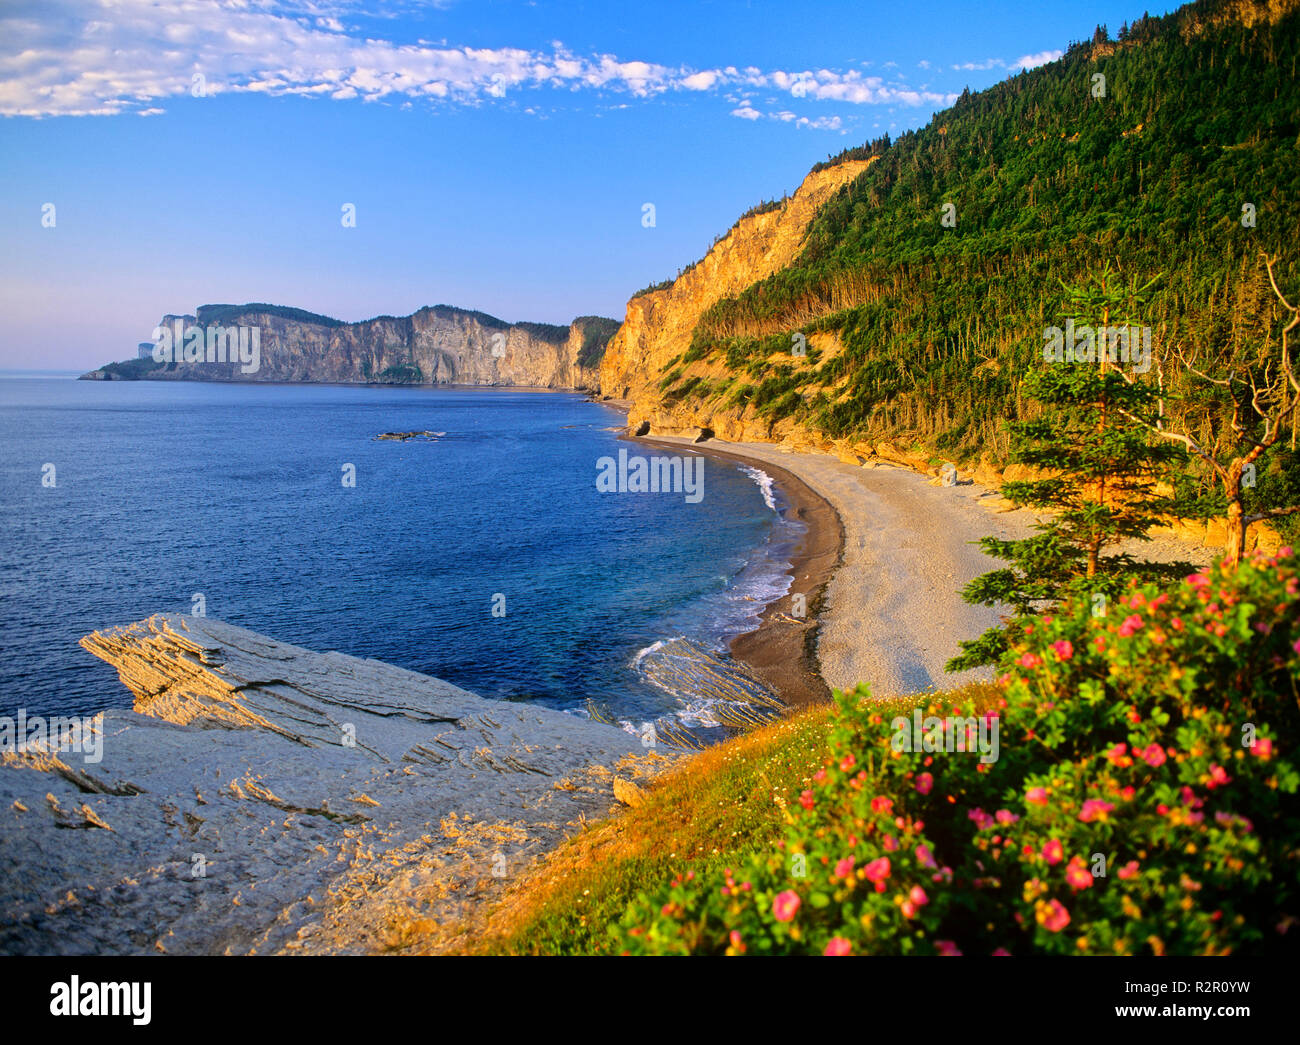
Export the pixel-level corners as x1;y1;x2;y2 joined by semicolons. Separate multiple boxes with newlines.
0;0;1180;368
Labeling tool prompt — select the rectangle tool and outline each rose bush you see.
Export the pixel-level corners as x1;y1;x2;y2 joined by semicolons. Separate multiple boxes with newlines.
615;550;1300;955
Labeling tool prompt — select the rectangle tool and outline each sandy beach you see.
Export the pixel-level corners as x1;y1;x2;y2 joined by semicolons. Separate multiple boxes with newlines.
638;433;1211;705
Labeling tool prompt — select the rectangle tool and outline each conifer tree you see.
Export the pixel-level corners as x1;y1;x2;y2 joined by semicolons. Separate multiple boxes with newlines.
947;267;1194;671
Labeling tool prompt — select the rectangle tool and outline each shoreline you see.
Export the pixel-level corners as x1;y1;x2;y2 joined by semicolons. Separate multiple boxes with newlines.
635;436;844;709
634;432;1215;707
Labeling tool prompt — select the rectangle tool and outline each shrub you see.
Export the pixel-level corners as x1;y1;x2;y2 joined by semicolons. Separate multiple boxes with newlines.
614;550;1300;955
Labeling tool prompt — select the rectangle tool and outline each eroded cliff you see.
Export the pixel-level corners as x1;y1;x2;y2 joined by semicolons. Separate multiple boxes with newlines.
83;305;618;390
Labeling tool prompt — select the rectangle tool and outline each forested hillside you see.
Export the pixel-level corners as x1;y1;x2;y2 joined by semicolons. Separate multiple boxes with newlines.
649;0;1299;520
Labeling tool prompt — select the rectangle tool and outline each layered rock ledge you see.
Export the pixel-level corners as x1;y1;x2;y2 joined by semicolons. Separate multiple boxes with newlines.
0;614;654;955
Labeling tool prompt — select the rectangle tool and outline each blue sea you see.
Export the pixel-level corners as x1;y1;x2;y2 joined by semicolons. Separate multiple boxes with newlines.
0;375;801;734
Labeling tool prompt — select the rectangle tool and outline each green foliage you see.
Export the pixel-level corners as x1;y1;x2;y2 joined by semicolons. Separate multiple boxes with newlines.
949;269;1197;669
573;316;621;369
375;363;422;383
196;302;345;327
671;0;1300;504
615;550;1300;955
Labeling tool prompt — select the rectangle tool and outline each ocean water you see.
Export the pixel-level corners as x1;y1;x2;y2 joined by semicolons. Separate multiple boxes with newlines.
0;377;802;733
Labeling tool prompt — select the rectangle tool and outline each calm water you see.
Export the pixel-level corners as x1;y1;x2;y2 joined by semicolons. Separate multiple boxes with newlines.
0;377;799;731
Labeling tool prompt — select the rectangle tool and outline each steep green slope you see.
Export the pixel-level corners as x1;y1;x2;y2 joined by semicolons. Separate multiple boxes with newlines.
668;0;1299;503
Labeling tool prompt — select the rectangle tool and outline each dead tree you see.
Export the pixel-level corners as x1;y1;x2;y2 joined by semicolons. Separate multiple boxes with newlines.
1122;254;1300;567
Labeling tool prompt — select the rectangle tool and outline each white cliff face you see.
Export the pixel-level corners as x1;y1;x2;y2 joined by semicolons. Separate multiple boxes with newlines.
0;614;661;955
86;307;615;389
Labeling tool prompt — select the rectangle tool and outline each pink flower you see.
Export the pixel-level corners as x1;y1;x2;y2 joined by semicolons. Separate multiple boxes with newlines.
1065;856;1093;891
1018;652;1042;669
1042;839;1064;865
991;948;1012;956
1118;614;1144;637
834;856;855;879
883;834;899;852
1206;764;1231;789
772;890;801;923
1293;638;1300;656
1079;799;1116;823
915;772;934;795
1106;742;1132;767
1251;738;1275;760
1051;639;1074;661
909;885;929;906
862;857;891;892
968;808;994;831
1026;786;1049;806
1117;861;1139;880
1186;573;1209;587
1037;899;1071;933
995;809;1020;825
916;844;937;869
799;789;815;810
1141;743;1166;767
871;796;894;815
935;939;963;956
823;937;852;956
840;754;856;772
729;930;746;953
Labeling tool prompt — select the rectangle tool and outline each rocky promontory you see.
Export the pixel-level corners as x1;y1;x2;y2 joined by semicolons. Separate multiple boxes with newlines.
0;614;659;955
81;304;619;390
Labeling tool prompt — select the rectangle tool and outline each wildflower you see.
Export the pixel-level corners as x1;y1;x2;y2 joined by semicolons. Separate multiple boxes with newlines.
935;940;963;956
1186;573;1209;587
1106;742;1132;768
824;937;852;956
729;930;746;954
1065;856;1093;891
1036;899;1071;933
1079;799;1116;823
772;891;801;922
862;857;891;892
871;796;894;815
1251;738;1275;760
1118;614;1144;637
991;948;1011;956
915;772;934;795
834;856;855;879
1026;786;1049;806
883;835;899;852
1018;652;1042;669
1206;764;1231;789
840;754;856;772
1042;839;1064;865
1051;639;1074;661
995;809;1019;825
1117;861;1139;880
799;789;815;810
909;885;929;906
916;844;937;869
1141;743;1166;767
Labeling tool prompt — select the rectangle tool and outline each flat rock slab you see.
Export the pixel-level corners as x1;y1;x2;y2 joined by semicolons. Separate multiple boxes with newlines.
0;614;651;955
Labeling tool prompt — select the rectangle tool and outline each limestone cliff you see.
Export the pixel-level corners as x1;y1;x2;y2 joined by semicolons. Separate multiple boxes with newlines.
82;304;618;390
599;159;874;440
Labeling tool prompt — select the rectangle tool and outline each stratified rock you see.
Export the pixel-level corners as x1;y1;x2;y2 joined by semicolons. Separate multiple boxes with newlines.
0;614;651;955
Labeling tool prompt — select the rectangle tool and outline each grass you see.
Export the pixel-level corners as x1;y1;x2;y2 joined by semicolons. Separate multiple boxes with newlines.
439;681;1004;955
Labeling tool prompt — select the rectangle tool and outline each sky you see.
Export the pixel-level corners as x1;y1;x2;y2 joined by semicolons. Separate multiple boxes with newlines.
0;0;1182;369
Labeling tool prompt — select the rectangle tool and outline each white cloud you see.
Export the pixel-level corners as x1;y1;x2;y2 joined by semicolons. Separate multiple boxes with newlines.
0;0;958;117
730;104;763;120
1011;49;1064;70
